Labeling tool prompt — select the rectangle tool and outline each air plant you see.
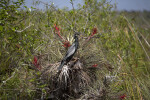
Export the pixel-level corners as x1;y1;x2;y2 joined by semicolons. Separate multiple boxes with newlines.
87;27;98;41
54;24;71;48
83;27;98;45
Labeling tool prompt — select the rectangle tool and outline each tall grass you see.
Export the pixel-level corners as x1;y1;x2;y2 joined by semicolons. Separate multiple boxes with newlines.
0;0;149;99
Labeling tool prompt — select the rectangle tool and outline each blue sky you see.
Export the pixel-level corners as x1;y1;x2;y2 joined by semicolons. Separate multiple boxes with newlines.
111;0;150;11
25;0;150;11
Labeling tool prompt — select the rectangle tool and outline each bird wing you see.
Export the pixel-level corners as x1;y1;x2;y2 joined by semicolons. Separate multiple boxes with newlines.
64;43;76;59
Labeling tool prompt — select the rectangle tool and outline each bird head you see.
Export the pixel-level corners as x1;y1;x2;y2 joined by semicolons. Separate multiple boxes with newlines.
74;32;80;38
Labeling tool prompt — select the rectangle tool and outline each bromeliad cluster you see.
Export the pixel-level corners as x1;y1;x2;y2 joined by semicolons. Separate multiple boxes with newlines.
87;27;98;41
54;25;99;69
83;27;98;45
54;24;71;48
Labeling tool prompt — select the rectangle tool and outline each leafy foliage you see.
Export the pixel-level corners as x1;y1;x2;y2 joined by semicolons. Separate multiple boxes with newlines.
0;0;150;99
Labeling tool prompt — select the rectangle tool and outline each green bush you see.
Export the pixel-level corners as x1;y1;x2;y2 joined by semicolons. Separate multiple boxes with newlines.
0;0;149;99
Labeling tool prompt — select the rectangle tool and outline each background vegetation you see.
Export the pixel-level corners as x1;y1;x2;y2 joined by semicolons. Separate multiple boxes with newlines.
0;0;150;99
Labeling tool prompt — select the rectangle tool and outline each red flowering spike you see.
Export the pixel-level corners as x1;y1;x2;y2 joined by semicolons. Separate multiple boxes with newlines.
33;56;38;65
93;28;97;34
54;24;63;39
33;56;41;71
91;28;97;37
62;41;71;48
54;24;59;31
119;94;126;100
92;64;98;67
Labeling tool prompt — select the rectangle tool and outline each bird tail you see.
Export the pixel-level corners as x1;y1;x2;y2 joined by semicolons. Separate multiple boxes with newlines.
57;61;65;71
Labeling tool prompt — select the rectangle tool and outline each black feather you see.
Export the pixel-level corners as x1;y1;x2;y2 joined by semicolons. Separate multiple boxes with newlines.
58;33;79;71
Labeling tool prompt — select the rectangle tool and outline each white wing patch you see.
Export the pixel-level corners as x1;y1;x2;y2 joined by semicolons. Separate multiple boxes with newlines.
66;46;75;58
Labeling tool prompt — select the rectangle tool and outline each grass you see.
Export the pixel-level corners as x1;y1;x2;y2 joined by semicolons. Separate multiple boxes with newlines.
0;0;150;99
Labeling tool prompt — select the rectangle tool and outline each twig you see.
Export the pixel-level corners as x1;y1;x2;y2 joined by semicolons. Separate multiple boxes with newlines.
83;5;89;34
14;23;34;33
70;0;75;11
70;0;77;32
0;67;20;88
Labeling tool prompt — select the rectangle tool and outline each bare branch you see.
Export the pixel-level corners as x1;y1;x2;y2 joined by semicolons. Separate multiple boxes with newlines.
14;23;34;33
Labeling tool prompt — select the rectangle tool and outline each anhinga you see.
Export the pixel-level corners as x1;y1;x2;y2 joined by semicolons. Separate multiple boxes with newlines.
58;33;79;71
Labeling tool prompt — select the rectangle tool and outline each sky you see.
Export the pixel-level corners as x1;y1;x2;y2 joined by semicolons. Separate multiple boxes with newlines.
111;0;150;11
25;0;150;11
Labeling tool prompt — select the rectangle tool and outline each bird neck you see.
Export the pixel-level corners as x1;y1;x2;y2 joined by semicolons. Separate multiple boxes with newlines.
74;36;78;42
74;36;79;49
